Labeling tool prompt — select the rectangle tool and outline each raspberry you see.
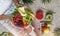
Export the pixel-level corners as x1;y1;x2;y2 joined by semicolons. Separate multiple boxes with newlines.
41;26;47;31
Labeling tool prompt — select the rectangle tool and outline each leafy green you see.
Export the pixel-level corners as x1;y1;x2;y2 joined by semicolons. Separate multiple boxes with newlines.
23;8;33;24
14;8;19;12
54;27;60;36
48;0;51;3
42;0;46;3
25;8;32;14
0;32;14;36
22;0;33;4
42;0;51;3
0;34;2;36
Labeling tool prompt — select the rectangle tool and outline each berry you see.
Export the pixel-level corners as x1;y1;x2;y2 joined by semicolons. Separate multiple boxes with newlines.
44;28;50;34
44;22;47;26
41;26;47;31
13;16;24;27
36;11;43;20
16;20;24;27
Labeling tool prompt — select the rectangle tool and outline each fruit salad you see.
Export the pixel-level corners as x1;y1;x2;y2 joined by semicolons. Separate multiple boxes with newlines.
11;6;34;28
41;22;51;34
45;11;53;22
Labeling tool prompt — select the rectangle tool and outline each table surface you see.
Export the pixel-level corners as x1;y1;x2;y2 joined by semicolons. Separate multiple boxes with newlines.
28;0;60;36
0;0;12;15
0;0;60;36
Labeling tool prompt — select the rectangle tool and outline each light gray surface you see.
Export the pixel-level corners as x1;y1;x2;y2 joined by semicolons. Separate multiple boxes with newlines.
28;0;60;36
0;0;60;36
0;24;8;33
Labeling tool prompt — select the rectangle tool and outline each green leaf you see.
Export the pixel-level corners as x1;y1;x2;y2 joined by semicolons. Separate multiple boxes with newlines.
0;34;2;36
54;28;60;36
42;0;46;3
22;0;33;4
42;0;51;3
25;8;32;14
47;0;51;3
14;8;19;12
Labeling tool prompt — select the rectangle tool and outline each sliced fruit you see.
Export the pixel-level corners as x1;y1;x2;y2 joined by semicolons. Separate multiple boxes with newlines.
18;7;26;16
47;23;51;27
41;26;47;31
44;28;50;34
14;16;22;24
13;16;24;27
23;14;33;24
45;12;53;21
44;22;47;26
23;20;28;26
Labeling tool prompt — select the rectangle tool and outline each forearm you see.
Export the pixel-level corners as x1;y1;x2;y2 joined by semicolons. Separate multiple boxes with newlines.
0;15;12;22
34;28;40;36
32;22;40;36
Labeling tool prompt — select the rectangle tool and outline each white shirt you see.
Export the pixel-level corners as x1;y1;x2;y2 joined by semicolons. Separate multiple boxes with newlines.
0;0;12;15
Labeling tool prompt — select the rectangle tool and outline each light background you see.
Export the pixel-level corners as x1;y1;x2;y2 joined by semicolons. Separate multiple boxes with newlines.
0;0;60;36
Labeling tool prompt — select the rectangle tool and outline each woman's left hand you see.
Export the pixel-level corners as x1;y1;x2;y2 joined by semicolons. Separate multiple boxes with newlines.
0;15;12;21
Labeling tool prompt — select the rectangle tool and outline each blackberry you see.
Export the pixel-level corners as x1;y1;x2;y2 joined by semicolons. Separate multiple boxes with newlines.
15;20;24;27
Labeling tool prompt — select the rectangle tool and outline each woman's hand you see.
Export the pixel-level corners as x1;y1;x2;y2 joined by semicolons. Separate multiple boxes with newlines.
32;22;40;36
0;15;11;20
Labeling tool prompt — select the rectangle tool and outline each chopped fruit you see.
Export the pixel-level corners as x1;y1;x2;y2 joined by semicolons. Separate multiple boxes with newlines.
23;20;28;26
18;7;26;16
12;7;34;28
16;20;24;27
46;12;53;21
14;16;22;24
47;23;51;27
41;26;47;31
36;10;43;20
18;7;34;24
44;28;50;34
13;16;24;27
41;22;47;27
44;22;47;26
